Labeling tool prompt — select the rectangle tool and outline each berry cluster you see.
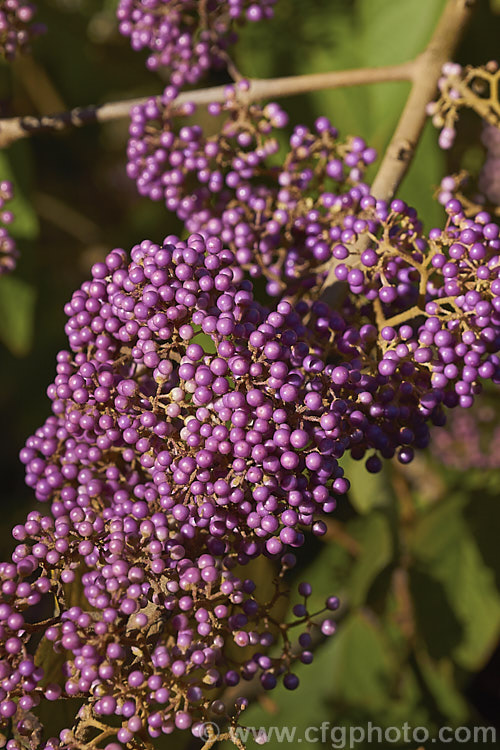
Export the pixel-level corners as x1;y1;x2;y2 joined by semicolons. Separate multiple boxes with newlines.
125;85;500;421
127;83;376;296
427;62;464;150
1;235;341;749
428;61;500;151
328;197;500;411
116;0;276;85
5;200;500;744
0;0;45;59
3;0;500;740
0;180;18;275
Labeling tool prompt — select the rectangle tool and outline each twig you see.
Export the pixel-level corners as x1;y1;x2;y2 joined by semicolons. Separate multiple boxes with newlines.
321;0;478;297
221;606;346;709
0;62;415;148
370;0;477;203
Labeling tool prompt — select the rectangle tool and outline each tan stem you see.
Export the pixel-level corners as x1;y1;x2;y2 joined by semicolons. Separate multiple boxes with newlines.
370;0;477;203
0;63;415;148
382;304;428;330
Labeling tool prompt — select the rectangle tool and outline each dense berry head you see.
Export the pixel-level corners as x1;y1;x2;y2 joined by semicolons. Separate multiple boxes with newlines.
127;87;500;457
33;234;350;540
9;215;498;742
1;234;340;747
327;197;500;412
127;85;376;297
116;0;276;85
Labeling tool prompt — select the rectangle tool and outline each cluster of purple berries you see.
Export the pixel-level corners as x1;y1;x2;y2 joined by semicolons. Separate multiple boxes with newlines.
428;60;500;151
330;197;500;410
427;62;464;150
0;235;343;749
6;204;500;743
0;180;18;275
4;0;500;737
434;134;500;219
116;0;276;85
127;82;377;296
125;84;500;421
0;0;45;59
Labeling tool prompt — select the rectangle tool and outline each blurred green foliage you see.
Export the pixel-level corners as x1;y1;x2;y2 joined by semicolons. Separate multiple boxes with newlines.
1;0;500;748
218;461;500;749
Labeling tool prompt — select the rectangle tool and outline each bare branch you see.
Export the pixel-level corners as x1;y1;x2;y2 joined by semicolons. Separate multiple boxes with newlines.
369;0;478;203
0;62;415;148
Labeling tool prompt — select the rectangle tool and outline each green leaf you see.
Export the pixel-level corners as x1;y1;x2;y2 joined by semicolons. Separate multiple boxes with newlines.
34;637;68;690
400;123;445;231
0;143;39;356
410;494;500;670
463;485;500;592
327;611;396;714
191;325;217;355
0;274;36;355
409;567;464;661
326;613;465;729
32;697;85;744
414;649;469;723
342;456;394;513
356;0;445;66
347;512;394;606
238;0;446;224
310;0;444;128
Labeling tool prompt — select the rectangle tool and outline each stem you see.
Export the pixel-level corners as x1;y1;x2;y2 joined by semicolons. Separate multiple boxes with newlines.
221;608;345;709
370;0;477;203
382;304;427;330
321;0;477;296
0;63;415;148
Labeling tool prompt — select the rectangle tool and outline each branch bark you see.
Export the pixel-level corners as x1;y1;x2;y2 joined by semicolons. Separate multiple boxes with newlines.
369;0;477;203
0;62;415;148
